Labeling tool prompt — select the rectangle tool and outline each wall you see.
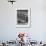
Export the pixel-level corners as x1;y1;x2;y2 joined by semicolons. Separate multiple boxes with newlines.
0;0;46;41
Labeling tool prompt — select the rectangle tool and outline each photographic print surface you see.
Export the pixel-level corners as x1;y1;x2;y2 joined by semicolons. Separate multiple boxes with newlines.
16;8;31;28
17;10;28;25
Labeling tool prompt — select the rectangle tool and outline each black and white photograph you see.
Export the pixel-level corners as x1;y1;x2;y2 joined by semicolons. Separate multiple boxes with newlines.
17;10;28;25
16;8;31;28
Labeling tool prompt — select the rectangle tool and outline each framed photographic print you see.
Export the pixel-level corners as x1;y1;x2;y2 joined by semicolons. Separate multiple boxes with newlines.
16;8;31;28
